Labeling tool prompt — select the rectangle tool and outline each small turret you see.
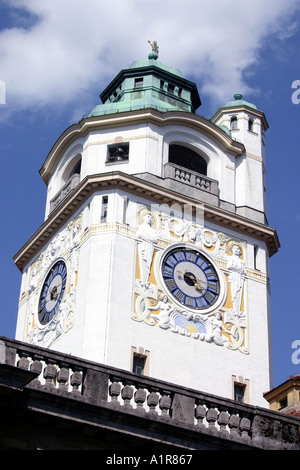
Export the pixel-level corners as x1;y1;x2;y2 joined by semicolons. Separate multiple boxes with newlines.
211;94;269;223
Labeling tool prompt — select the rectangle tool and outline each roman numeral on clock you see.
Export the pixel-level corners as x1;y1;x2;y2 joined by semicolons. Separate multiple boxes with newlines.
165;278;177;290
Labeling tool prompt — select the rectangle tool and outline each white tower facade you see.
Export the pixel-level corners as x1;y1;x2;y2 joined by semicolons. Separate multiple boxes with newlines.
14;50;279;407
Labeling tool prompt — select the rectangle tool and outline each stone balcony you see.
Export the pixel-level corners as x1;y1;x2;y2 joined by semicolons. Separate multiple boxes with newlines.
49;164;218;216
163;162;219;195
49;173;80;213
0;336;299;450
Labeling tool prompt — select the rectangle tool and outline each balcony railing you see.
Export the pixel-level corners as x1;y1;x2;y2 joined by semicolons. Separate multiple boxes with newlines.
0;336;299;450
164;162;219;195
49;173;80;213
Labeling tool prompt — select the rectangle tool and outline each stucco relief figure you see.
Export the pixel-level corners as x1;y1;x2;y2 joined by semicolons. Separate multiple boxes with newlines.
227;244;245;318
148;294;193;335
148;294;174;329
25;214;82;348
137;213;157;290
210;312;229;346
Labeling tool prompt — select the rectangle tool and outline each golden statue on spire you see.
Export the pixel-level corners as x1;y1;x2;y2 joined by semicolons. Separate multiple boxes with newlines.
148;40;159;59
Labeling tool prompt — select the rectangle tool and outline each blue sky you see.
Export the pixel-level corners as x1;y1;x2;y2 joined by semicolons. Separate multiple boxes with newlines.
0;0;299;390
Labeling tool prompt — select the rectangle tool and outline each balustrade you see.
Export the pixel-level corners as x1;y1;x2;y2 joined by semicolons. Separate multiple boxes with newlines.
49;173;80;213
164;163;219;195
0;337;299;450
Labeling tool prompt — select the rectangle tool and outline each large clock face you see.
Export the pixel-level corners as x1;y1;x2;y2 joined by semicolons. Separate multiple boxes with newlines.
38;260;67;325
160;245;222;312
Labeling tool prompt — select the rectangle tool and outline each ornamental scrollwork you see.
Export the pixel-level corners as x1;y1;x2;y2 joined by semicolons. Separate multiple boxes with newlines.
132;207;248;354
24;213;82;348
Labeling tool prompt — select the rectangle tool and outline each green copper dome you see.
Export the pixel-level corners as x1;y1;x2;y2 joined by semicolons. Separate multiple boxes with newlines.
129;58;183;78
223;93;257;110
87;50;201;117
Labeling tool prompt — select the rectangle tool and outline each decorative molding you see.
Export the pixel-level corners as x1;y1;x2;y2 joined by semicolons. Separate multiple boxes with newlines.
14;172;280;272
132;207;249;354
83;133;159;151
39;109;245;185
23;213;82;349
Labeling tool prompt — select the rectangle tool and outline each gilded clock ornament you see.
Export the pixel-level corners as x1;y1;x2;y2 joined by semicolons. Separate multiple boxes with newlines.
38;259;67;325
160;244;223;313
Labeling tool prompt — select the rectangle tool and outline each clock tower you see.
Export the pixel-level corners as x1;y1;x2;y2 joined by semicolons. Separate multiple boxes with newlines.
14;45;279;408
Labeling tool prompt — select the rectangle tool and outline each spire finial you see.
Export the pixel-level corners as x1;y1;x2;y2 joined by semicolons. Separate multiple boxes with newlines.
148;40;159;60
234;93;243;100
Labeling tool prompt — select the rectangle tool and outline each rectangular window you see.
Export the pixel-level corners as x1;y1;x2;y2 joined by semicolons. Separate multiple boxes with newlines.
107;142;129;163
279;397;288;409
167;83;175;94
131;347;150;376
100;196;108;222
134;78;143;88
254;245;260;270
132;355;146;375
230;116;238;130
234;383;246;403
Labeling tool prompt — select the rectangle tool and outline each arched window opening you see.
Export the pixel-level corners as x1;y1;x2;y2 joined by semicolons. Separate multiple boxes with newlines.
168;144;207;176
69;158;81;178
248;118;254;132
230;116;238;130
50;157;82;213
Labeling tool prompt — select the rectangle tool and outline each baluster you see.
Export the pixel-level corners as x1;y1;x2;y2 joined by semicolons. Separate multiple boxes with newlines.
43;361;57;389
195;402;207;429
229;413;240;438
240;416;251;441
109;378;121;407
185;171;191;182
206;407;218;433
57;364;69;392
159;391;171;418
30;356;43;386
147;391;159;415
70;369;83;397
134;387;147;414
121;383;134;409
218;410;230;435
17;352;30;370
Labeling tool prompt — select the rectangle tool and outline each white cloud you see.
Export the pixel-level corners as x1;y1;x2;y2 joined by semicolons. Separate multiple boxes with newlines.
0;0;300;119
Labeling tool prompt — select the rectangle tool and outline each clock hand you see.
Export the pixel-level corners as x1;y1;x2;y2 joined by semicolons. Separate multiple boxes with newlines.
177;270;206;292
45;282;63;303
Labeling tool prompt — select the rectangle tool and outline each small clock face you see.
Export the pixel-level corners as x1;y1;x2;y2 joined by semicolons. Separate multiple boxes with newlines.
160;245;222;312
38;260;67;325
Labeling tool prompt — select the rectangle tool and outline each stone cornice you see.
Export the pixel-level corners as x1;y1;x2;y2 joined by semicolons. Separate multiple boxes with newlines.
14;172;280;272
39;109;245;185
